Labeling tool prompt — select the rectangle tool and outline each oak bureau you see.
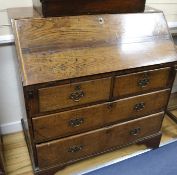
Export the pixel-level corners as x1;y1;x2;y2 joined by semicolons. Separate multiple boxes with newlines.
12;12;177;175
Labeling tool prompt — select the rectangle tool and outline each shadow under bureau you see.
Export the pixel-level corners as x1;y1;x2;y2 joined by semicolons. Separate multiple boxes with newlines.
12;12;177;175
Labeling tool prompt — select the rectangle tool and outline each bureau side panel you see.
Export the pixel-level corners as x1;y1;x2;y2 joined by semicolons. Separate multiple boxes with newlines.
23;86;39;169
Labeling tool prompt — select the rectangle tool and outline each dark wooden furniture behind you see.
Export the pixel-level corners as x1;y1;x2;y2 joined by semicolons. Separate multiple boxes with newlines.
32;0;146;17
166;37;177;124
12;12;177;175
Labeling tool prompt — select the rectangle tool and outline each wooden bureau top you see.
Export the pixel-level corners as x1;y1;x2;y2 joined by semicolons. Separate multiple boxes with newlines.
12;12;177;86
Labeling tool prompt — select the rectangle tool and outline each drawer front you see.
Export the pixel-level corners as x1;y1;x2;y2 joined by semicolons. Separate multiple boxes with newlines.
36;112;164;169
33;89;169;142
113;68;170;98
38;78;111;112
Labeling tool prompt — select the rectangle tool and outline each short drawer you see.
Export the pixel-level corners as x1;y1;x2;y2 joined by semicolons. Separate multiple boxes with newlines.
113;67;171;98
36;112;164;169
38;77;111;112
33;89;169;142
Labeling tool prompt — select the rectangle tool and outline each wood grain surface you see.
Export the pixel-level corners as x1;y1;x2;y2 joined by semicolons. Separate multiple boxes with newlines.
114;67;171;98
12;13;177;86
39;77;111;112
36;113;164;169
33;90;169;142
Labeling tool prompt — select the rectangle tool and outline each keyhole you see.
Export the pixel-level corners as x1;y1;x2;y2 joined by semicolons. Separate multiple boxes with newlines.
99;17;104;24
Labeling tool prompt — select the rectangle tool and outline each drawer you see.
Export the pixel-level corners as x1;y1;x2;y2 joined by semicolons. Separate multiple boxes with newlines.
36;112;164;169
33;89;169;142
38;77;111;112
113;68;171;98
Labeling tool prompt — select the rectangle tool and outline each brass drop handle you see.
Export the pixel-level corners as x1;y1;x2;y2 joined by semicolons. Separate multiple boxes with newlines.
68;145;83;153
69;118;84;127
69;85;85;102
134;102;145;111
130;127;141;136
138;73;150;88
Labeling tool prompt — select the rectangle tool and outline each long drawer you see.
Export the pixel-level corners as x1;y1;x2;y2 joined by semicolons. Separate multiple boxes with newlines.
38;77;111;112
113;67;171;98
33;89;169;142
36;112;164;169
